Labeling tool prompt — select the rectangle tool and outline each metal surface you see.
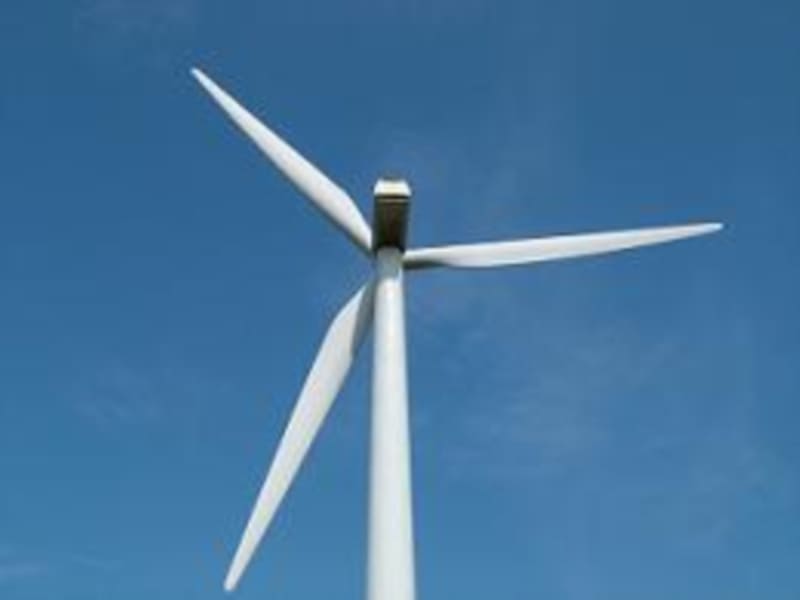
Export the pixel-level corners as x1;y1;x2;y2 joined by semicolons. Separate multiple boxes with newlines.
368;248;416;600
224;283;374;592
372;178;411;251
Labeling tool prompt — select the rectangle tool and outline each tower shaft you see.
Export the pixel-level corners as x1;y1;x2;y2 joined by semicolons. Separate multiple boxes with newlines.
367;247;416;600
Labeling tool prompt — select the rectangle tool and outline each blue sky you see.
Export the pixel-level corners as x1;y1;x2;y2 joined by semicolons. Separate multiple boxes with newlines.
1;0;798;598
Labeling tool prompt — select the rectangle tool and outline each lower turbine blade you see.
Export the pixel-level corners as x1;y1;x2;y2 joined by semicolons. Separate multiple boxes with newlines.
404;223;722;270
224;282;374;592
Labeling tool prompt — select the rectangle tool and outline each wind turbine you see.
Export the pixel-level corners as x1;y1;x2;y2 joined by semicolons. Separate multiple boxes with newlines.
191;67;722;599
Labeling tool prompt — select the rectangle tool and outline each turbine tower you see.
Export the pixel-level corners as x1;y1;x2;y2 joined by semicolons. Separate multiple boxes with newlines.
191;68;722;599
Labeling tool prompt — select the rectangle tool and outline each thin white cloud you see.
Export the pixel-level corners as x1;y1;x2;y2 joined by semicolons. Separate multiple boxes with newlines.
0;562;44;584
73;0;199;65
73;362;164;431
75;0;198;36
70;359;234;439
0;548;115;587
437;319;678;480
0;548;45;585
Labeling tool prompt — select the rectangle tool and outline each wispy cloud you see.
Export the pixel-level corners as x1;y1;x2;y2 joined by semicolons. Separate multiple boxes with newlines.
0;547;115;587
437;316;679;480
0;562;45;584
75;0;199;36
72;362;165;431
73;0;200;66
673;427;790;550
0;548;45;585
67;553;119;572
70;359;233;439
580;316;799;553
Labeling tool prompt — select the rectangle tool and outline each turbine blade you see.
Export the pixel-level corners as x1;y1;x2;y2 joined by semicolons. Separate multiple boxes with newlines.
404;223;722;270
224;282;374;592
191;68;372;253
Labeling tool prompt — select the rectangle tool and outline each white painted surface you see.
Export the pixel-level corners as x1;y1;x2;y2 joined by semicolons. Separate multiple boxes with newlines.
224;283;374;592
191;69;724;596
192;68;373;253
368;248;416;600
404;222;723;270
374;178;412;198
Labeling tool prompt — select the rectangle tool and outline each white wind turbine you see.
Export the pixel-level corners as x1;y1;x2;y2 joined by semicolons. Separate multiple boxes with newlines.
191;67;722;599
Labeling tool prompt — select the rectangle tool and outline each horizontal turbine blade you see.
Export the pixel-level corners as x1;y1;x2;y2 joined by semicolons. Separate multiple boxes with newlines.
192;68;372;253
224;282;374;592
404;223;722;270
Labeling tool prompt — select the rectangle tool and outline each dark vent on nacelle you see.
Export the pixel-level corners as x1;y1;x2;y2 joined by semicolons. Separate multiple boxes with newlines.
372;178;411;251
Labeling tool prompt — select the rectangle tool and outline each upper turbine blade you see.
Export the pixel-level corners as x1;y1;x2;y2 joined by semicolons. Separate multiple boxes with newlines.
404;223;722;270
224;282;374;592
192;68;372;253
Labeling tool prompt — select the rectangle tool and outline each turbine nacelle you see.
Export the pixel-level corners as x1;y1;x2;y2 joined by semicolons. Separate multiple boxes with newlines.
372;177;411;252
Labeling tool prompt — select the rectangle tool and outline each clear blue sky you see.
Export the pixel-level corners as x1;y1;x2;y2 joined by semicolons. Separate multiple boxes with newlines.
1;1;798;598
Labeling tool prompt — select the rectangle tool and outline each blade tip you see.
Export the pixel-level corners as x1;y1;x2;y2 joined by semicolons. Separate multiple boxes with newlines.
702;222;724;234
683;222;723;237
223;572;239;593
191;67;218;94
